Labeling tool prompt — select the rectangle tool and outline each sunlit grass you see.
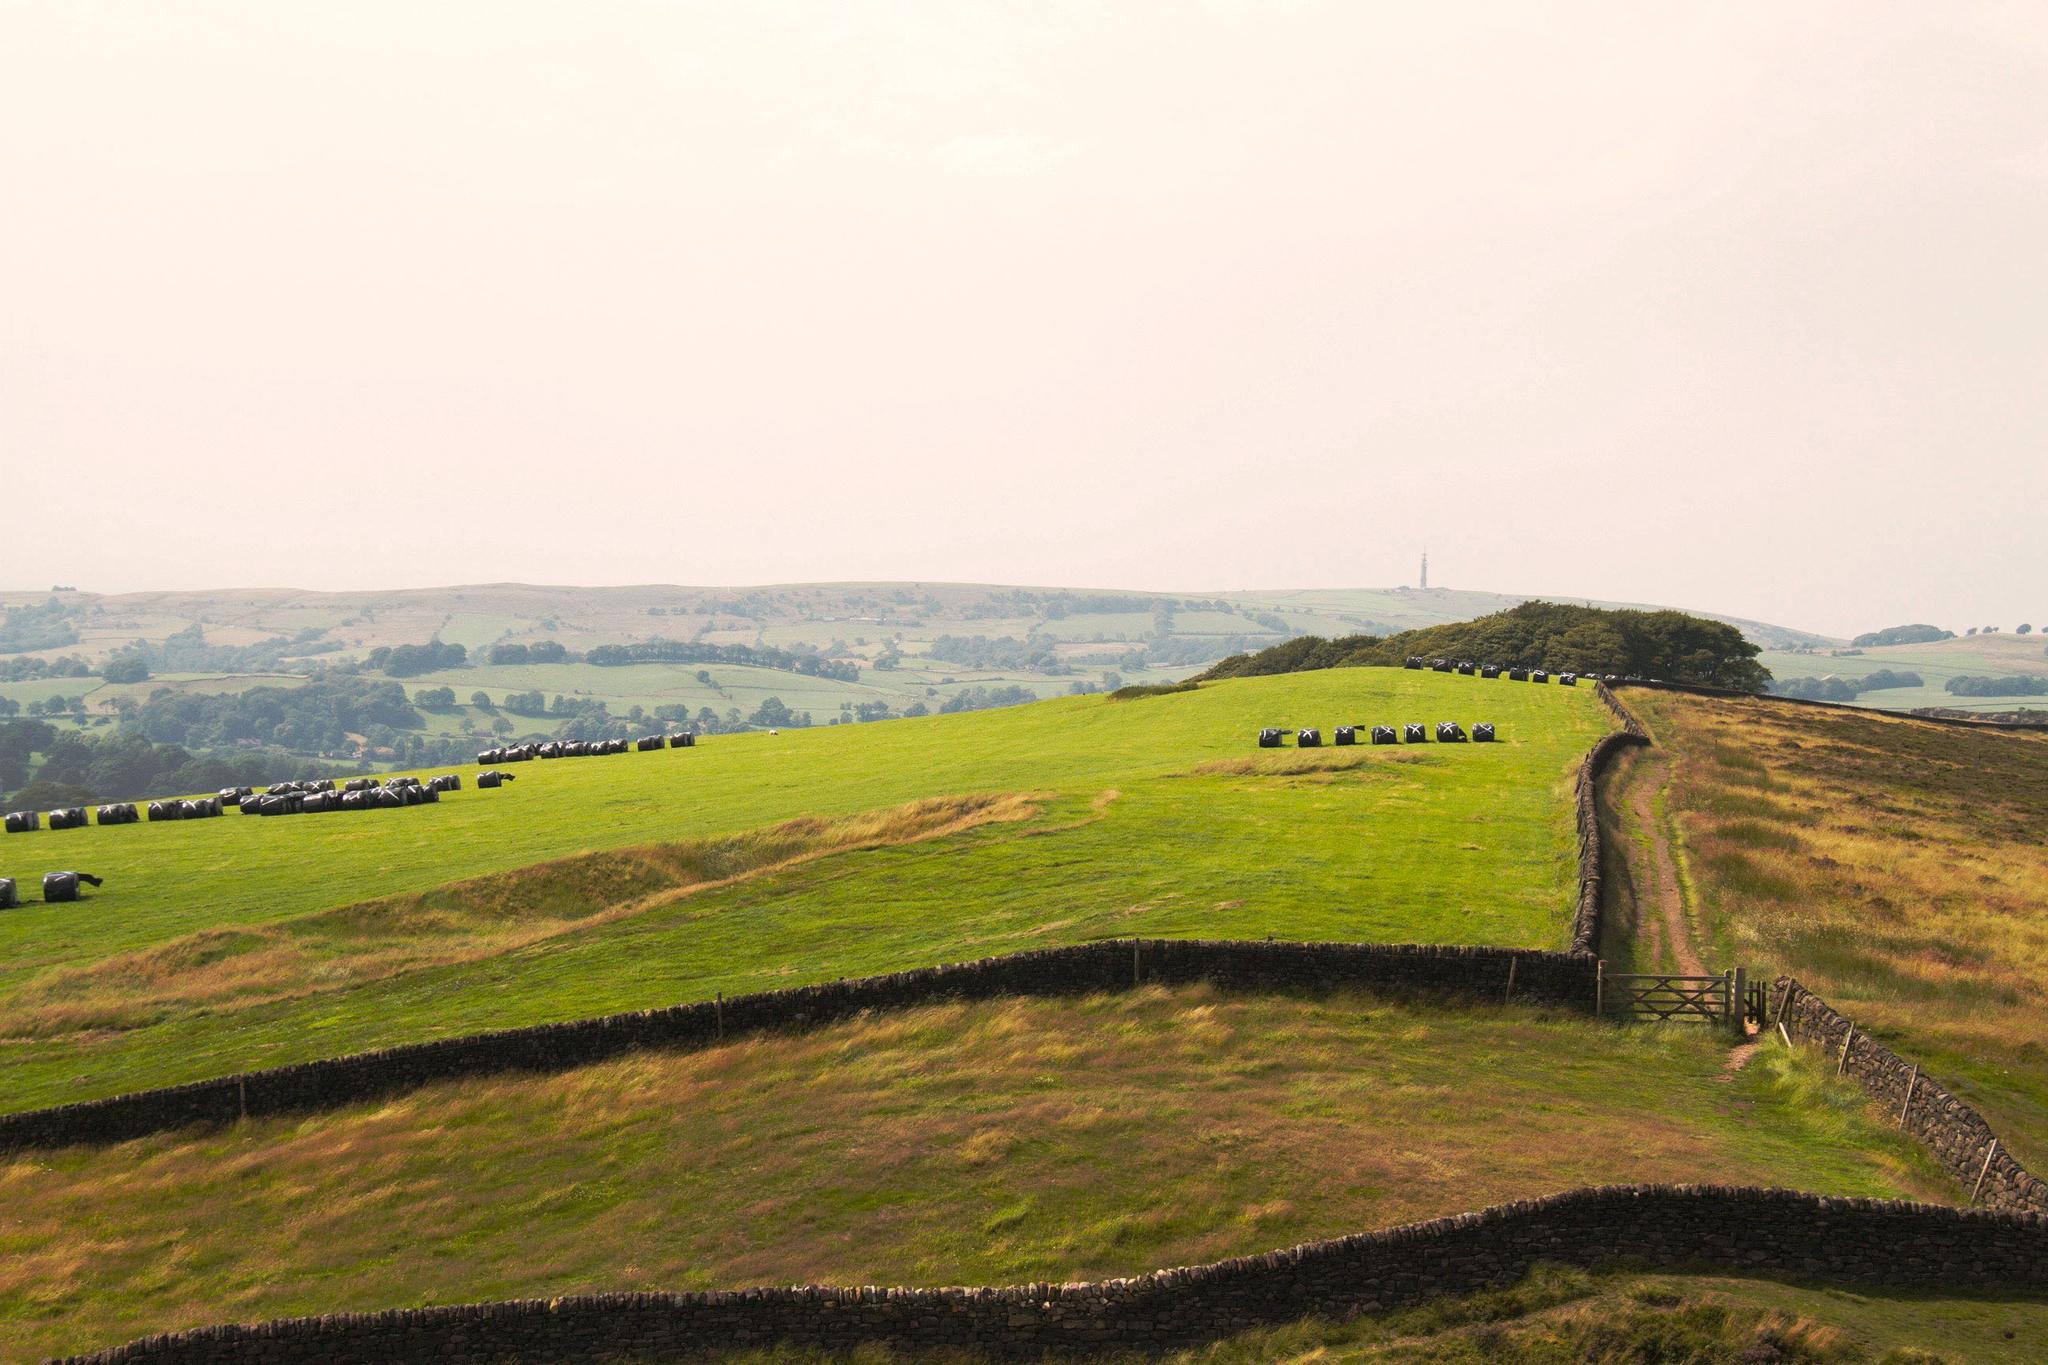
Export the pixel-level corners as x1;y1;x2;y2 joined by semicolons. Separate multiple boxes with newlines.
0;987;1947;1364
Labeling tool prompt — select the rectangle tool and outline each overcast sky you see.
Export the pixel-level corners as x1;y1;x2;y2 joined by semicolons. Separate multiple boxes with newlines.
3;2;2043;636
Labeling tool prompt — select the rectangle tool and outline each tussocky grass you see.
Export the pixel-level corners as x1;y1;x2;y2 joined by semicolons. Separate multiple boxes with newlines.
0;987;1951;1365
1621;689;2048;1173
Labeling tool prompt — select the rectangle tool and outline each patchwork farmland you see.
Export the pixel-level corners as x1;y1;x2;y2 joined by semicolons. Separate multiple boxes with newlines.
3;663;2045;1362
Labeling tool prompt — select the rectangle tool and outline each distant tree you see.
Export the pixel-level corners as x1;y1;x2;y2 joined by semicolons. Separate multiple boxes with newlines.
470;690;494;710
902;701;929;717
1967;627;1979;636
1945;675;2048;697
413;686;458;710
749;696;795;728
2020;624;2034;635
488;643;530;665
696;670;712;686
101;654;150;685
527;640;568;663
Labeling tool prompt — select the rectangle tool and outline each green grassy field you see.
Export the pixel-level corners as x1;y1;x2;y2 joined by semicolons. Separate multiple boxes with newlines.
0;669;1605;1111
1614;689;2048;1171
0;987;1948;1364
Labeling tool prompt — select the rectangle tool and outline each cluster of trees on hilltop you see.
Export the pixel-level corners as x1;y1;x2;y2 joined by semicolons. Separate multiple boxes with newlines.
486;641;570;665
128;678;424;753
926;634;1067;674
0;654;94;683
1195;602;1771;691
1;720;360;810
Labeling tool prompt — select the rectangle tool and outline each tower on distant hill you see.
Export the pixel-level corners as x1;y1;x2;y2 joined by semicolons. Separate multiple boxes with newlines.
1420;549;1428;590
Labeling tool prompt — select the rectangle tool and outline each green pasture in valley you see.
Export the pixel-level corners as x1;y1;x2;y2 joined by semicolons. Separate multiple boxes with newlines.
0;669;1607;1109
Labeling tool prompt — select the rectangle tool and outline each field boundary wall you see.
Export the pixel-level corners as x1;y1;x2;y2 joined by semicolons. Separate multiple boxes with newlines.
1774;977;2048;1216
0;941;1595;1151
1615;679;2048;731
55;1185;2048;1363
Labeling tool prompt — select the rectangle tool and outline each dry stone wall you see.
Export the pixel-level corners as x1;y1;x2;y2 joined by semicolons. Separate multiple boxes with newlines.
1775;978;2048;1215
0;941;1596;1152
56;1185;2048;1364
1568;684;1650;955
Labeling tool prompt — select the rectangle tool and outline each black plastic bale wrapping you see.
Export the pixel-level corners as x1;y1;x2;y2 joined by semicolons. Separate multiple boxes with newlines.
671;733;695;748
1436;721;1467;743
148;802;178;822
1334;725;1357;745
1473;722;1497;742
1456;662;1475;675
1481;664;1501;679
1297;728;1322;748
0;877;15;909
1531;669;1549;683
636;737;663;752
1559;673;1577;686
4;810;39;834
1403;723;1428;743
1371;725;1397;745
48;808;87;830
1508;668;1529;682
1257;728;1284;748
1404;656;1424;669
1432;659;1453;672
476;771;502;789
42;871;80;903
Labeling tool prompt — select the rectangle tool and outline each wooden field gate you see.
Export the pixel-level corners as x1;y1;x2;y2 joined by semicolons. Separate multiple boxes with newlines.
1597;964;1752;1029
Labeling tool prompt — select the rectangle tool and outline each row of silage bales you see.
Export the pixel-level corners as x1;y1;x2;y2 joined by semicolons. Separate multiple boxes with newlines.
1255;721;1498;746
476;733;695;766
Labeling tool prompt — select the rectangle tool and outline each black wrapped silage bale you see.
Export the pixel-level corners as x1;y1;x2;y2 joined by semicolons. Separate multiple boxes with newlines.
0;877;15;909
1296;728;1322;748
148;801;180;822
5;810;41;834
1481;664;1501;679
1334;725;1357;745
1431;658;1452;672
1531;669;1549;683
1435;721;1467;743
1473;722;1496;742
47;808;87;831
476;770;511;789
1403;656;1424;669
1559;672;1577;686
1508;667;1529;682
636;737;663;752
1456;661;1475;675
95;804;137;826
1257;728;1284;748
1402;723;1428;743
670;733;695;748
43;871;101;902
1370;725;1397;745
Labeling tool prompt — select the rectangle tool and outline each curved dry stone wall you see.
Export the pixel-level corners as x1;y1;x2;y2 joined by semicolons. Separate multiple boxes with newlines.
56;1185;2048;1365
1569;684;1650;955
1775;978;2048;1215
0;941;1595;1151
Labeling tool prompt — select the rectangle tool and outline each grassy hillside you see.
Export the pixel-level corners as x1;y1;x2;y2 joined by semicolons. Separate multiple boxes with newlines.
0;669;1607;1110
0;987;1945;1364
1760;633;2048;713
1608;689;2048;1170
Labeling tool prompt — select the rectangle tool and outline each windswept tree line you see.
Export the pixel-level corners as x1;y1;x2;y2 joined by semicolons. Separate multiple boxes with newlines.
1195;602;1772;692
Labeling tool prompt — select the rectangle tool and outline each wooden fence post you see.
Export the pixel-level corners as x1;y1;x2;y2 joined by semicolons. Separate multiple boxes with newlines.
1132;939;1141;986
238;1075;248;1121
1504;956;1517;1005
1774;979;1795;1031
1730;966;1746;1034
1596;960;1604;1017
715;991;723;1040
1838;1023;1855;1076
1972;1140;2000;1205
1898;1065;1918;1126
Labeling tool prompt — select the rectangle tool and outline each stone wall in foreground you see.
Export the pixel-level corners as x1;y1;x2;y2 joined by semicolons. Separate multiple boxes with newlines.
57;1185;2048;1363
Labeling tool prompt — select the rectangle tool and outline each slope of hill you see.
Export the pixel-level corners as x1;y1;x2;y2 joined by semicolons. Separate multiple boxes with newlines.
1601;688;2048;1171
0;669;1605;1112
0;990;1938;1364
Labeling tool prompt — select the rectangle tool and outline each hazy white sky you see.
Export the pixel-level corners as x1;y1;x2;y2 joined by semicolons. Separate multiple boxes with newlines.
3;1;2043;636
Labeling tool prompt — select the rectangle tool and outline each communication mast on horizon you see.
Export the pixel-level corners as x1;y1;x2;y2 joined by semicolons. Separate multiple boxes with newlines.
1420;549;1428;590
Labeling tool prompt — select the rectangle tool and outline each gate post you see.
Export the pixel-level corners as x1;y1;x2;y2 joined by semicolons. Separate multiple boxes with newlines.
1730;966;1747;1036
1595;960;1604;1018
